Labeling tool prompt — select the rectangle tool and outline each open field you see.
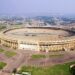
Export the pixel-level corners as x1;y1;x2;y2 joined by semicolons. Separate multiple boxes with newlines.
0;48;16;58
31;54;46;59
4;51;17;58
0;62;6;70
0;48;4;53
49;54;64;58
31;54;64;59
19;61;75;75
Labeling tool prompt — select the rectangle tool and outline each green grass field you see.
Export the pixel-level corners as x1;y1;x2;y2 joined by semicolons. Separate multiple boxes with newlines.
0;62;6;70
49;54;64;58
31;54;64;59
0;48;4;53
31;54;46;59
4;51;17;57
0;48;16;57
19;61;75;75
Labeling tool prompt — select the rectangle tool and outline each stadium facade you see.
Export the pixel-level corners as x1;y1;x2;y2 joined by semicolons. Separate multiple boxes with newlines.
0;27;75;52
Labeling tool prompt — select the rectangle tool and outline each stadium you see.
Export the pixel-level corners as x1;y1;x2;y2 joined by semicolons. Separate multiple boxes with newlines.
0;27;75;52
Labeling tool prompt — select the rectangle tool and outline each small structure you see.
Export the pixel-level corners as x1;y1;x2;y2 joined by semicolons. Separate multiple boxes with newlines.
12;72;31;75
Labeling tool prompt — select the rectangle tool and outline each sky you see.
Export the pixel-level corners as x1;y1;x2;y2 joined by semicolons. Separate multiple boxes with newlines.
0;0;75;16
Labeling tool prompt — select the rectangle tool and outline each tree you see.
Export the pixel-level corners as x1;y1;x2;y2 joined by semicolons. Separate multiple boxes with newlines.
70;65;75;75
12;68;17;74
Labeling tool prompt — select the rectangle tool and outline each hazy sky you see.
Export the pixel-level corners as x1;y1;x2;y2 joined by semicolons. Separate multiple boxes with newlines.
0;0;75;15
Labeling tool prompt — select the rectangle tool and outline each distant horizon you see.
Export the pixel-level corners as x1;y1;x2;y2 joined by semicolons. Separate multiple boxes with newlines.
0;13;75;17
0;0;75;17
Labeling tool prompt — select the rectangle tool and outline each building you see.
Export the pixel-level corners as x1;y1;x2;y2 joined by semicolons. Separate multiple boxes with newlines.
0;27;75;52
